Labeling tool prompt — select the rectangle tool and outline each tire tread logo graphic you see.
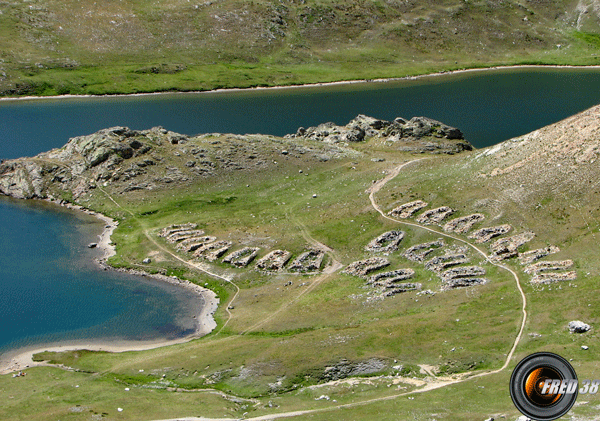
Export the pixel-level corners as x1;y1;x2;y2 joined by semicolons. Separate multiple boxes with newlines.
510;352;578;421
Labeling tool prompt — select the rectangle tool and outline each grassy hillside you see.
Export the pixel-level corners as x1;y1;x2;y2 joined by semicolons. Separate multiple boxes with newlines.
1;109;599;419
1;0;600;96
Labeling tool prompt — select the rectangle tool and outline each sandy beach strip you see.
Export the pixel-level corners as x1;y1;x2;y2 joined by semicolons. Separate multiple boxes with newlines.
0;200;219;376
2;64;600;103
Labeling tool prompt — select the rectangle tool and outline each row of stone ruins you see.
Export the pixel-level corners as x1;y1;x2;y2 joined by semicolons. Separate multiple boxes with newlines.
158;224;324;272
342;256;420;297
387;200;577;284
345;227;489;294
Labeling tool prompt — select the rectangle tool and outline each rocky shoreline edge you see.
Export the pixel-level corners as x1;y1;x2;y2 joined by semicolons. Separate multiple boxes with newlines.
0;198;219;376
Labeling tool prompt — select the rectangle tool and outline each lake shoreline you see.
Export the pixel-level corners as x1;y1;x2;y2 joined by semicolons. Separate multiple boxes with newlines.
2;64;600;102
0;199;219;376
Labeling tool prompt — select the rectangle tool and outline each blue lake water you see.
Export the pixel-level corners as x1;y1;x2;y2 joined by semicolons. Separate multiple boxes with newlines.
0;198;202;355
0;67;599;356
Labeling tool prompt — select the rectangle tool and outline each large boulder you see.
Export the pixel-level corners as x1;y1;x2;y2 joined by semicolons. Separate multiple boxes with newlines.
568;320;591;333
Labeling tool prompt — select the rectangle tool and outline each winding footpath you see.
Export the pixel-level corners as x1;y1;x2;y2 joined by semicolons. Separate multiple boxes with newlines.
97;186;240;335
152;159;529;421
240;216;343;334
367;159;528;374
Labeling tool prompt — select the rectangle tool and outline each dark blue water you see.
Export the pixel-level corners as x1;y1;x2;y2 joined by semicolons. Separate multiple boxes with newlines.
0;67;599;355
1;68;600;160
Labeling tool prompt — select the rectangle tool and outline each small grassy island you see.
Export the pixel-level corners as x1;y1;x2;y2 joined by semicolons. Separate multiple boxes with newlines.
1;107;599;419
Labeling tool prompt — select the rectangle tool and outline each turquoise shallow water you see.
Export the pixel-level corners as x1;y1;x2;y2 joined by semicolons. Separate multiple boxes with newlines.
0;67;599;355
0;197;202;354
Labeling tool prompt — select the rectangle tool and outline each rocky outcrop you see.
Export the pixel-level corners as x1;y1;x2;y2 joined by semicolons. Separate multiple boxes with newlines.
518;246;560;265
0;124;356;202
223;247;260;267
443;214;485;234
256;250;292;271
343;257;390;278
365;230;405;253
287;115;472;154
289;249;325;272
322;358;387;381
468;225;512;243
415;206;454;225
388;200;428;218
0;126;163;200
403;239;445;262
489;231;535;261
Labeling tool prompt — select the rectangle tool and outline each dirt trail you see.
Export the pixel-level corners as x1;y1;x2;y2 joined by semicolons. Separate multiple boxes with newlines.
367;160;527;374
97;186;240;335
240;217;343;334
151;159;529;421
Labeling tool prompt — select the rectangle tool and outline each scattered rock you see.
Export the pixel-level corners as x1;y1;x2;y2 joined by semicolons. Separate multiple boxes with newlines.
388;200;428;218
88;243;98;248
443;213;485;233
582;345;589;350
569;321;591;334
416;289;436;296
468;225;512;243
142;258;151;264
365;230;405;253
343;257;390;278
416;206;454;225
